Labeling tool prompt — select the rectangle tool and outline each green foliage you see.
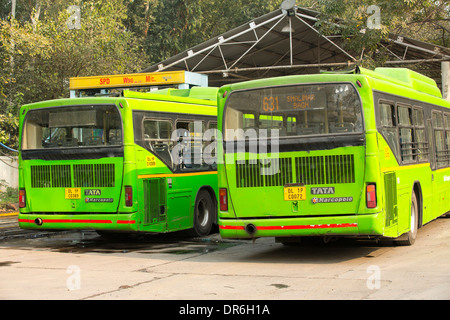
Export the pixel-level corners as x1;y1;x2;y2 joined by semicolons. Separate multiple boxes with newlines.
0;0;448;151
312;0;450;68
0;0;148;151
0;180;18;211
0;113;19;151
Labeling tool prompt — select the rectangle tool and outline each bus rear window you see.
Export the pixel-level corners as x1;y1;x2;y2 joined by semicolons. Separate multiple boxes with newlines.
22;105;122;150
224;83;363;140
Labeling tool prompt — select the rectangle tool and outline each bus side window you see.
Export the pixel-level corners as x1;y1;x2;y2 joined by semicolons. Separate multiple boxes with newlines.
433;111;448;167
143;119;174;167
444;113;450;165
413;108;428;162
379;102;399;160
398;104;414;162
175;120;207;170
205;121;217;169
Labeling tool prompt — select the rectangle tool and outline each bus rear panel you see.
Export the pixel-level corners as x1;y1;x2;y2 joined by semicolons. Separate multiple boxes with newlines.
217;75;385;240
17;101;136;231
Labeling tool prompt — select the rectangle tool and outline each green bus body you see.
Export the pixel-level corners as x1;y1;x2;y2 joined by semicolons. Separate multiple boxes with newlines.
217;68;450;244
18;87;219;235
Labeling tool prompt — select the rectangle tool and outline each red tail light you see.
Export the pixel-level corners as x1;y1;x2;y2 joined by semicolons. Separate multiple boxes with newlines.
19;189;26;208
219;188;228;211
366;184;377;208
125;186;133;207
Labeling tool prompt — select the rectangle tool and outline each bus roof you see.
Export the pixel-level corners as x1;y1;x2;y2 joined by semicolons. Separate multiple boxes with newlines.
223;67;444;101
123;87;218;106
360;67;442;99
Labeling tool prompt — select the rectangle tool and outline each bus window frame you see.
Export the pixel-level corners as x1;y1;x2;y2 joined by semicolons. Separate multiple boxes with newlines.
378;99;401;163
20;103;125;160
133;110;217;173
397;103;415;163
412;106;429;163
432;110;449;168
374;91;450;169
142;117;175;168
175;119;209;170
143;118;174;142
222;81;365;145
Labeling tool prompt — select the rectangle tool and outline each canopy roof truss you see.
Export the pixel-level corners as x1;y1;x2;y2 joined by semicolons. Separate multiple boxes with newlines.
142;6;450;87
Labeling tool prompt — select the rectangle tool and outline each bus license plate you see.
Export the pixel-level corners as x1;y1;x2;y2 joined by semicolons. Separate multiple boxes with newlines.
284;186;306;201
65;188;81;200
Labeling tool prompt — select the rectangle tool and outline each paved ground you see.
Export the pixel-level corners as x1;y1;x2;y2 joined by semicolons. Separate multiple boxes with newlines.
1;214;450;303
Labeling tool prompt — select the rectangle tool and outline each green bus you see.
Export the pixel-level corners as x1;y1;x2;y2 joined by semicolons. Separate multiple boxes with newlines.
18;81;219;237
217;67;450;245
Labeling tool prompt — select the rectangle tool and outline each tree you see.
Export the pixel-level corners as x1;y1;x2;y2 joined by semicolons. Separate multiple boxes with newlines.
0;0;148;150
311;0;450;68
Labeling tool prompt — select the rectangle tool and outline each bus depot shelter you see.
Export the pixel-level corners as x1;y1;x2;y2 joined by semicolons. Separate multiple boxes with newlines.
141;4;450;99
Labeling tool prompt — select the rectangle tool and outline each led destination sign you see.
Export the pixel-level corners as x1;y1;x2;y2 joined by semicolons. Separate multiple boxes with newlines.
261;90;326;113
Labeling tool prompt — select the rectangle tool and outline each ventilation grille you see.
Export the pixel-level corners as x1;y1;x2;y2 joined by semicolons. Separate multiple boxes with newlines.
30;164;115;188
324;154;355;184
295;156;325;185
73;164;115;188
31;165;71;188
384;172;398;227
235;154;355;188
236;158;292;188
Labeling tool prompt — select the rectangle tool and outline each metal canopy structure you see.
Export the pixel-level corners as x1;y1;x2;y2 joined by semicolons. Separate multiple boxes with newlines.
142;5;450;88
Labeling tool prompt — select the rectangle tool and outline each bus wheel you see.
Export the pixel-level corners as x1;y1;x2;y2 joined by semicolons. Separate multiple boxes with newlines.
191;190;214;237
397;192;419;246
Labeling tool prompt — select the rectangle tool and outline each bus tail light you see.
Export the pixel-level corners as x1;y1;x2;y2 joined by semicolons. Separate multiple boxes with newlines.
366;184;377;208
19;189;26;208
219;188;228;211
125;186;133;207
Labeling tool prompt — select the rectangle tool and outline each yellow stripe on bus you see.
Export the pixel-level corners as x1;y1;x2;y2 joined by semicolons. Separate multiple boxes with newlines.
435;167;450;174
381;163;430;173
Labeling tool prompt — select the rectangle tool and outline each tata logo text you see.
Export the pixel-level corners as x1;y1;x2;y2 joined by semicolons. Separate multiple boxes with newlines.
84;189;101;196
310;187;335;195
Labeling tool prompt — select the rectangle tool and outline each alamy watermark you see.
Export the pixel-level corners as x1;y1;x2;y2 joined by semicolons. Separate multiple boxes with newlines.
367;5;381;30
366;265;381;290
163;126;280;175
66;265;81;291
67;5;81;30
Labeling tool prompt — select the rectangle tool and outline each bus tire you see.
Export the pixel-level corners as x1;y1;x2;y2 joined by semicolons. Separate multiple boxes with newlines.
190;189;214;237
397;192;419;246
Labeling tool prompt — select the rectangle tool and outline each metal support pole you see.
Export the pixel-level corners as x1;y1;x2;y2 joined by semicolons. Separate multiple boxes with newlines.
289;17;293;65
11;0;16;18
442;61;450;101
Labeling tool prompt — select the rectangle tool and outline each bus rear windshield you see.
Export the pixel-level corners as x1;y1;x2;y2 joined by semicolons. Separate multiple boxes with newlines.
22;105;122;150
224;83;363;140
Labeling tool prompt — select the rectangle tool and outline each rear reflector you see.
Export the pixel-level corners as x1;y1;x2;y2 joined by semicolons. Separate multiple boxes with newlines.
19;189;26;208
366;184;377;208
219;188;228;211
125;186;133;207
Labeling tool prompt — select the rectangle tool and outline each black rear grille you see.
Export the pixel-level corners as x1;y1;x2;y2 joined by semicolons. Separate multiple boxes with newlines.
30;164;115;188
31;165;71;188
235;154;355;188
236;158;292;188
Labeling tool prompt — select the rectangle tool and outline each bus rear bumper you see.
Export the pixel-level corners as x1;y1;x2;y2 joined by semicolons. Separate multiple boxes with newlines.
218;213;384;239
18;213;139;232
